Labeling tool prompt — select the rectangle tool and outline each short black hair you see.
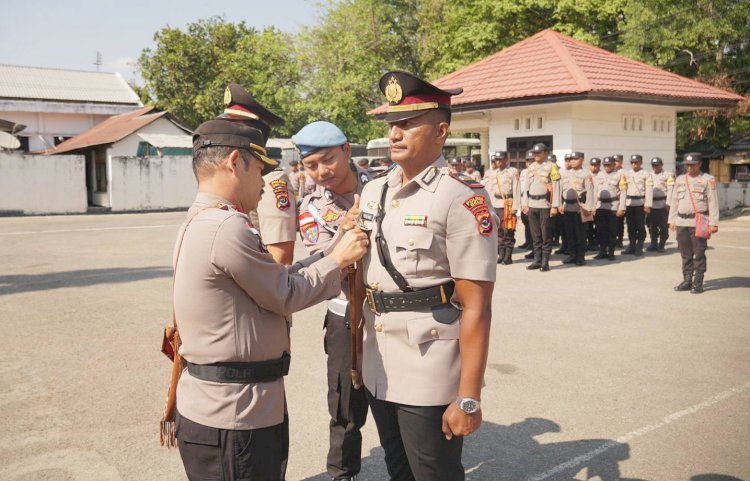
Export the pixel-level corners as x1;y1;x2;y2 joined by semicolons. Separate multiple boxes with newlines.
193;146;246;178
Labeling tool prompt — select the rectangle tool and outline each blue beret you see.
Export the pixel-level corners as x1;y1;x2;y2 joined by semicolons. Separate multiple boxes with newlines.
292;121;348;158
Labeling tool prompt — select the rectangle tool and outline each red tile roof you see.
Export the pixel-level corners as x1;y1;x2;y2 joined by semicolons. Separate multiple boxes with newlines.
46;106;171;154
370;29;745;115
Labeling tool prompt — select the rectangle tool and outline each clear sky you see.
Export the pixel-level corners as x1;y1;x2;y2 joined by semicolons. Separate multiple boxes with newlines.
0;0;323;84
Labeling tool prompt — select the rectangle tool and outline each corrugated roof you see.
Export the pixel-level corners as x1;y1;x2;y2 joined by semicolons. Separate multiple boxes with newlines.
370;29;745;115
0;64;141;105
46;106;167;154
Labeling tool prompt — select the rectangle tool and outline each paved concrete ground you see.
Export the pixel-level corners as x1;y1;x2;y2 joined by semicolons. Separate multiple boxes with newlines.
0;212;748;481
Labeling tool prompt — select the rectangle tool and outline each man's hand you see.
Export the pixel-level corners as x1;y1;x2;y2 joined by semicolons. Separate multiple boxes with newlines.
442;403;482;440
522;206;529;215
644;207;651;214
669;224;676;231
710;225;719;234
340;194;361;231
550;207;558;217
616;209;625;217
329;228;369;268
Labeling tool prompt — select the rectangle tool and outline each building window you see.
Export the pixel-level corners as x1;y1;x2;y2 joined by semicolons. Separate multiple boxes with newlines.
536;116;544;129
514;118;520;131
651;116;672;134
524;116;532;130
623;115;643;132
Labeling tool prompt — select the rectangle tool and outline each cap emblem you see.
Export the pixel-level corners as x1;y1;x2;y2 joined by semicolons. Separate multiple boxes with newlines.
385;76;403;105
224;86;232;106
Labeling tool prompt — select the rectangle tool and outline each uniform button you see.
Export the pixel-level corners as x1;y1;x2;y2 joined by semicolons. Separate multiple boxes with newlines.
430;328;438;337
375;324;383;332
408;239;415;246
391;199;400;208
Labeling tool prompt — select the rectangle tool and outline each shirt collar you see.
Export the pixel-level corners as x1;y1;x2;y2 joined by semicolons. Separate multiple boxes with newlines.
387;155;446;194
195;191;233;208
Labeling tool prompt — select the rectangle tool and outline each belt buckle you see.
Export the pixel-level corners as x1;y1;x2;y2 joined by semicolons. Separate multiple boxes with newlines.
366;287;378;314
439;284;448;304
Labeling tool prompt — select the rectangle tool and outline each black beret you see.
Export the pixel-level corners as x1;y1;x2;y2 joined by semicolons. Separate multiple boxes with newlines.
613;154;624;162
525;150;535;160
193;119;278;176
602;156;616;165
532;143;548;153
491;151;507;160
590;157;602;165
684;152;702;164
630;154;643;162
569;152;584;159
449;157;461;165
379;71;462;123
564;153;572;160
650;157;663;165
547;154;557;162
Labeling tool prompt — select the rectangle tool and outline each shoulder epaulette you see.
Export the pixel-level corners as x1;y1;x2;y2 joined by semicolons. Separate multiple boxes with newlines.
448;171;483;188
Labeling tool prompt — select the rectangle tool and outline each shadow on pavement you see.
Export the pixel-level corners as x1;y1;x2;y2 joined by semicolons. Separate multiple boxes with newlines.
0;266;172;295
703;276;750;291
301;417;644;481
691;475;745;481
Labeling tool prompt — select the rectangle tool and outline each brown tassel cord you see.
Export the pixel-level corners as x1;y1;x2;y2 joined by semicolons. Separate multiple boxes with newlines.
160;330;182;448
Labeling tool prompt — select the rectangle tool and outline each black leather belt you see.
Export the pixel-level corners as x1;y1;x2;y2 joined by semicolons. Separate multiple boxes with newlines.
528;193;548;200
564;199;579;204
366;282;454;314
494;193;514;199
653;196;667;201
186;353;291;383
678;211;707;219
627;195;645;199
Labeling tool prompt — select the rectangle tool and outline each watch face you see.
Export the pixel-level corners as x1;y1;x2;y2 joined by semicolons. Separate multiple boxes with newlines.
459;398;478;413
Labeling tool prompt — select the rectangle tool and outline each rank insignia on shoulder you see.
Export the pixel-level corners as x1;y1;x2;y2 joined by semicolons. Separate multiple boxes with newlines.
360;173;370;185
298;211;320;244
404;214;427;226
463;195;493;236
421;166;438;185
448;171;483;188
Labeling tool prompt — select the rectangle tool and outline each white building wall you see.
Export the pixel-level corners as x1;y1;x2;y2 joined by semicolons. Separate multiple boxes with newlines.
0;111;109;152
488;103;575;162
110;118;189;157
0;152;86;214
109;155;196;212
717;182;750;211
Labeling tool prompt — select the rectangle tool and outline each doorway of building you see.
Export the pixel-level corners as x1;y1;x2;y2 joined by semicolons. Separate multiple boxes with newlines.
507;135;553;170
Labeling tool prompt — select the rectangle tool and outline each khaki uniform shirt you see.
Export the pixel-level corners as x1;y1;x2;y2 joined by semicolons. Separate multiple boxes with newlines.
466;170;482;183
594;170;624;211
357;156;497;407
483;166;520;211
667;173;719;227
619;169;651;207
298;165;372;299
560;168;595;213
645;171;674;209
248;169;297;244
520;161;561;209
174;192;342;430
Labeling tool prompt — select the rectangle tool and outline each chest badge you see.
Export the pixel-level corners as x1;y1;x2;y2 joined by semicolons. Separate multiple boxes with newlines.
404;214;428;227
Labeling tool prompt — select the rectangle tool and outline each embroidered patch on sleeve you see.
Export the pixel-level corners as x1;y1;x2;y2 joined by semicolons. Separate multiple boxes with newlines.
404;214;427;226
463;195;493;236
298;211;319;243
270;179;290;211
550;163;561;181
322;208;343;223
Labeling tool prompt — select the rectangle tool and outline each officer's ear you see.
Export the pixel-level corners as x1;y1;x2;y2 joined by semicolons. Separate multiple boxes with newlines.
225;149;243;175
341;143;351;158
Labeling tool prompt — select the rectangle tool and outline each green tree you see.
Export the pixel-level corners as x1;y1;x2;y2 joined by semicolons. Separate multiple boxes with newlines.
138;17;304;135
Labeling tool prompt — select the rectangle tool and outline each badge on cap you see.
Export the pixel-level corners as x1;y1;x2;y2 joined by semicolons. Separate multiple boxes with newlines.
224;86;232;106
463;195;493;236
385;76;403;104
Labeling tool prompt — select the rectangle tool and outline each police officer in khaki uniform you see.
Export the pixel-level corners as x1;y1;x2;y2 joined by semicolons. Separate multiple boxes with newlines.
483;151;520;264
586;157;602;251
519;151;534;251
618;154;651;256
293;121;372;481
593;156;624;260
173;119;369;481
220;83;297;264
613;153;626;247
559;152;595;266
521;143;561;271
645;157;674;252
357;71;496;481
465;159;482;182
668;153;719;294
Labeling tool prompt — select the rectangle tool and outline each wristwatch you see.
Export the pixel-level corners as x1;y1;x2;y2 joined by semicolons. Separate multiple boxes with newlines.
455;396;481;414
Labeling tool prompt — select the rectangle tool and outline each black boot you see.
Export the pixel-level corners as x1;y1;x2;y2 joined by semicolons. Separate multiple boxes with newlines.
540;254;551;271
527;252;541;270
524;250;535;259
502;247;514;265
576;256;586;266
634;239;644;257
674;272;693;292
607;246;616;261
657;239;666;252
622;243;635;255
562;255;576;264
497;247;505;264
593;249;608;260
691;274;704;294
587;242;599;252
646;241;657;252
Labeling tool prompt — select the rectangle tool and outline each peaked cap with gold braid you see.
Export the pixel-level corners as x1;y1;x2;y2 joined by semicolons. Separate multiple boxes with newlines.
378;71;463;123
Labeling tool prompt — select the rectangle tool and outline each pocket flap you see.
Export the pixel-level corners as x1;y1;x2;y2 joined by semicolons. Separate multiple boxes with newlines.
176;414;220;446
407;317;460;345
392;229;433;251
